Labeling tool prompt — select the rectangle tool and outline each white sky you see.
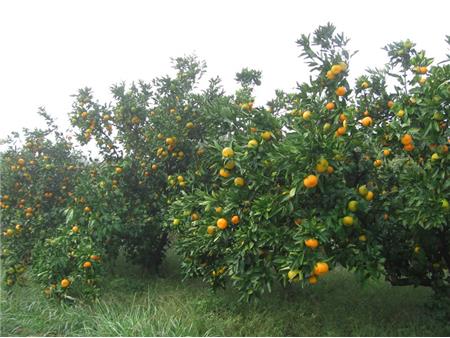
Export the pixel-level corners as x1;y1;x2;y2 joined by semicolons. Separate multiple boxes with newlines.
1;0;449;140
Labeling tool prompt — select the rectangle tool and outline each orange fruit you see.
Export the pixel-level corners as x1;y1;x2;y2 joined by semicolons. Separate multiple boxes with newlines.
313;262;329;276
261;131;272;141
383;149;391;156
302;111;312;120
303;175;318;189
387;100;394;109
231;215;240;225
17;158;25;166
151;164;158;171
373;159;382;168
365;191;374;201
61;279;71;288
224;161;236;170
217;218;228;230
83;261;92;268
191;213;200;221
418;66;428;74
294;218;302;225
219;168;231;178
325;102;335;110
403;143;415;152
248;139;259;148
361;81;369;89
207;225;216;235
360;116;373;127
326;71;335;80
336;126;347;136
84;206;92;213
335;86;347;96
186;122;194;129
115;167;123;174
331;64;343;75
401;134;413;145
342;216;354;226
305;238;319;249
90;255;101;261
234;177;245;187
327;166;334;174
72;225;79;233
308;275;318;284
165;137;175;146
215;207;223;213
339;113;347;122
222;147;234;158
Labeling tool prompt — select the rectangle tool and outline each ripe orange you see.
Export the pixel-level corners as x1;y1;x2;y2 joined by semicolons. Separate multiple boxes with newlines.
326;71;335;80
373;159;382;168
261;131;272;141
336;126;347;136
342;216;354;226
215;206;223;213
72;225;79;233
151;164;158;171
302;111;312;120
166;137;175;146
305;238;319;249
403;143;415;152
234;177;245;187
331;64;343;75
303;175;318;188
191;213;200;221
186;122;194;129
365;191;374;201
339;113;347;122
84;206;92;213
90;255;101;261
313;262;329;276
325;102;335;110
387;100;394;109
383;149;391;156
231;215;240;225
335;86;347;96
360;116;373;127
219;168;231;178
61;279;71;288
294;218;302;225
222;147;234;158
418;66;428;74
361;81;369;89
327;166;334;174
217;218;228;230
115;167;123;174
401;134;413;145
207;225;216;235
308;275;318;284
83;261;92;268
17;158;25;166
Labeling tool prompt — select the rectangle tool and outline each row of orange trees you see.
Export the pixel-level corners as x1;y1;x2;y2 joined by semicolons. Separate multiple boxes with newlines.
1;24;449;307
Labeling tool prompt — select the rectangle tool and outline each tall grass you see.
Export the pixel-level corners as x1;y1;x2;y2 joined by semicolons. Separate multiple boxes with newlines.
1;252;449;336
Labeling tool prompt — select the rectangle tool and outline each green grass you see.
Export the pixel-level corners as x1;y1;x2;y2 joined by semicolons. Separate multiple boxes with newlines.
1;251;449;337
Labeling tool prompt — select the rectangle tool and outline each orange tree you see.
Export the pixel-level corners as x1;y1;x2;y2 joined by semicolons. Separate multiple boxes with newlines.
0;110;85;293
67;56;273;274
166;24;449;303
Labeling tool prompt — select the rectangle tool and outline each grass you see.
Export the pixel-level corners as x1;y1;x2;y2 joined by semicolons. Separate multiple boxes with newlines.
1;251;449;337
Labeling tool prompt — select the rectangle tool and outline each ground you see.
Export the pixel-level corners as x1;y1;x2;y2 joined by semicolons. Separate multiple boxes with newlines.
1;251;449;337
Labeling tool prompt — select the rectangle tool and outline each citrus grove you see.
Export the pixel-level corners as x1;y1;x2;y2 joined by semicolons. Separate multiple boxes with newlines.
1;24;449;310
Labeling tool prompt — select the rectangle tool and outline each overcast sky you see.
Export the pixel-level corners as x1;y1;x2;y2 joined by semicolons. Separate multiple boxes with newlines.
1;0;449;140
